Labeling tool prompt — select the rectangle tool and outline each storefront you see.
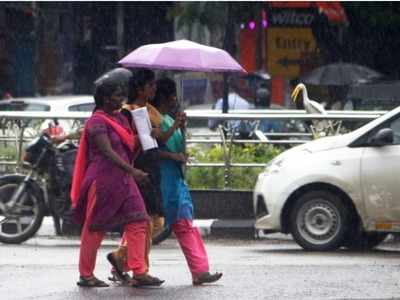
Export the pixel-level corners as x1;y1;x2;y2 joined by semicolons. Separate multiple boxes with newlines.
239;1;348;107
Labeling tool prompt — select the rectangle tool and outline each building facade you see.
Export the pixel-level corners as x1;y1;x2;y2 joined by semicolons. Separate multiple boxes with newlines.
0;2;174;98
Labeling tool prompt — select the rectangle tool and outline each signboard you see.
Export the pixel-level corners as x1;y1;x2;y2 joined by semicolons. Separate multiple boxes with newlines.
267;27;316;78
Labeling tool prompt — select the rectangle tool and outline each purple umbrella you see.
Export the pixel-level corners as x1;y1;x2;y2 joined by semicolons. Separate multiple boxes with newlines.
118;39;246;73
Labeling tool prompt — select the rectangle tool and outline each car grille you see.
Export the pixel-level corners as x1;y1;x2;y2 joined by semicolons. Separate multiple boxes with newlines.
256;195;269;218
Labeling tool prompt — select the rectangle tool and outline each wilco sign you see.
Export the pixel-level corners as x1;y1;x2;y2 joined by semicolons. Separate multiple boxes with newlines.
269;9;316;27
266;8;318;78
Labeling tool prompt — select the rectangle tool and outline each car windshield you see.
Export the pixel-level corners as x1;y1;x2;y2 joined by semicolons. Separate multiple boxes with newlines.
0;101;50;111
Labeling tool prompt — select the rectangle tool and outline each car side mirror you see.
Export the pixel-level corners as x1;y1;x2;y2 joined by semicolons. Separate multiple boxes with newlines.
370;128;394;146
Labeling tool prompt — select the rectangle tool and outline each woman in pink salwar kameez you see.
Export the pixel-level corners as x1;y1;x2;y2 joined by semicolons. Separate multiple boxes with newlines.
71;79;164;287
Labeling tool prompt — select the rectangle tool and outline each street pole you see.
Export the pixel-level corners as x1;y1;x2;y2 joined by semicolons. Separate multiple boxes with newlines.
222;73;229;113
31;2;39;96
222;2;234;114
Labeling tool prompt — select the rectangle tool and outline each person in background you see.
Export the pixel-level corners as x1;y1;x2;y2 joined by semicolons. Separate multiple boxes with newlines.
43;118;65;139
49;127;83;144
3;90;12;99
153;77;223;285
208;77;252;136
71;78;163;287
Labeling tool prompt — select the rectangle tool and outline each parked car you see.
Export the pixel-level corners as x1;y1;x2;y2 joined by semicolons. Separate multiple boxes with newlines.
254;104;400;251
0;95;94;134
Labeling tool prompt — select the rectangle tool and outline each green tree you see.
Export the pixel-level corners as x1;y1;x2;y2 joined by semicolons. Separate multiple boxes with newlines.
170;2;265;60
342;2;400;78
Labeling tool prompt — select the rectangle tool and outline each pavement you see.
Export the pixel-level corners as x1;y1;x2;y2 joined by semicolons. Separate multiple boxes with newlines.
2;235;400;299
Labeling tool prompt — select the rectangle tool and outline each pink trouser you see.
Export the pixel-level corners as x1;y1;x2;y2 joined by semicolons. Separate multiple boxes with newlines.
172;219;209;279
78;183;147;277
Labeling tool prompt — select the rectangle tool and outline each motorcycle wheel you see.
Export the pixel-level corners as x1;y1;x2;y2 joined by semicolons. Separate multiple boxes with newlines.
0;179;45;244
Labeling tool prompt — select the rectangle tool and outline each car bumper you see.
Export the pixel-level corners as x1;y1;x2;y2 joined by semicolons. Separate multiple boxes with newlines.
254;171;286;232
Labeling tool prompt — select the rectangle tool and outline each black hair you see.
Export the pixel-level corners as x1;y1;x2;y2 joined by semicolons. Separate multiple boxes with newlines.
127;76;137;104
93;80;121;112
151;77;176;109
127;68;155;104
135;68;155;88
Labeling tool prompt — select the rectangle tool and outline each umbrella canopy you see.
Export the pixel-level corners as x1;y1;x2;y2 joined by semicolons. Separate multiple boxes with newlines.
301;62;383;86
118;39;246;73
94;67;132;86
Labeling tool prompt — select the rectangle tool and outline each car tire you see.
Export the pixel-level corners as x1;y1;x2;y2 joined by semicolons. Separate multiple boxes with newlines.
289;190;349;251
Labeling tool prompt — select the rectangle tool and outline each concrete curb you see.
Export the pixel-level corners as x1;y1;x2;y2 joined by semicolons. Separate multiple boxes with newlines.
38;217;274;240
41;217;400;244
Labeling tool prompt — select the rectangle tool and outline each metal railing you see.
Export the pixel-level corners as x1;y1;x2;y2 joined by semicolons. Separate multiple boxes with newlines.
0;109;388;188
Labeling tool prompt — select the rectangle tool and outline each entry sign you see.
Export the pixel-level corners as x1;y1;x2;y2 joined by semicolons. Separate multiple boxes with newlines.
267;8;318;78
267;27;316;78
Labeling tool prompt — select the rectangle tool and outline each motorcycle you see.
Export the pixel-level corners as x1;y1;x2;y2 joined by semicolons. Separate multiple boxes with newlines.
0;132;172;244
0;133;77;244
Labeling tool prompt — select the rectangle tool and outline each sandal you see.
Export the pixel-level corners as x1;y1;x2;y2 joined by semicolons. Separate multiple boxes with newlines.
106;252;126;282
77;276;109;287
193;272;223;286
131;274;165;287
108;269;132;284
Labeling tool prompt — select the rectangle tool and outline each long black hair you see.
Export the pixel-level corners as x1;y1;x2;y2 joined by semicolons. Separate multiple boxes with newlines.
151;77;176;109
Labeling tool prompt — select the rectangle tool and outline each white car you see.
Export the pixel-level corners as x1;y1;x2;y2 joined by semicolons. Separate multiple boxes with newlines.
254;105;400;251
0;95;94;134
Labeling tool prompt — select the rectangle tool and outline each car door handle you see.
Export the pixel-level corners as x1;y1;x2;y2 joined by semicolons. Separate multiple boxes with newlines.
331;160;341;166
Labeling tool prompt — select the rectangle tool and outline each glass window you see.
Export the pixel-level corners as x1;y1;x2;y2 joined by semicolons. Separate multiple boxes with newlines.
68;103;95;112
0;102;50;111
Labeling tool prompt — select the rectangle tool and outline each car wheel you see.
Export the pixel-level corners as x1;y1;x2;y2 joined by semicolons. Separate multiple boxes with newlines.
290;190;349;251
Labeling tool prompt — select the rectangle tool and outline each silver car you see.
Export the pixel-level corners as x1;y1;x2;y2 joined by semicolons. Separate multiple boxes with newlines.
0;95;94;134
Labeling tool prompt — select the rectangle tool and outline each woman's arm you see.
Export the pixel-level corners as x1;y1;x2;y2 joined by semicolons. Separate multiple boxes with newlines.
152;113;185;144
152;121;178;144
94;134;149;183
158;150;187;163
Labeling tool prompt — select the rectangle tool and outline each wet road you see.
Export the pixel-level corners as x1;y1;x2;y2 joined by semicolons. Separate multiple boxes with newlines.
1;236;400;300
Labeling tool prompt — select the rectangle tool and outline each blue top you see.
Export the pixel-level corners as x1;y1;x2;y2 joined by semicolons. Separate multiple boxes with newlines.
159;114;193;225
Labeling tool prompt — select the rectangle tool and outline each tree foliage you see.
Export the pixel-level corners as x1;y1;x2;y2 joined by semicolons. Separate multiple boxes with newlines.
169;2;264;54
342;2;400;78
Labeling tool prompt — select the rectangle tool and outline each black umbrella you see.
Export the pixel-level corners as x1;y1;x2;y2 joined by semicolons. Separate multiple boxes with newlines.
301;62;383;86
94;67;133;88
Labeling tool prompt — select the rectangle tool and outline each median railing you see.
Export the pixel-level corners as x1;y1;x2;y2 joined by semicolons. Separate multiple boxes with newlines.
0;109;387;188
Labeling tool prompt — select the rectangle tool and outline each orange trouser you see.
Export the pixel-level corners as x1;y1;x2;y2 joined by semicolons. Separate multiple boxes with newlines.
116;214;164;273
78;183;148;277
